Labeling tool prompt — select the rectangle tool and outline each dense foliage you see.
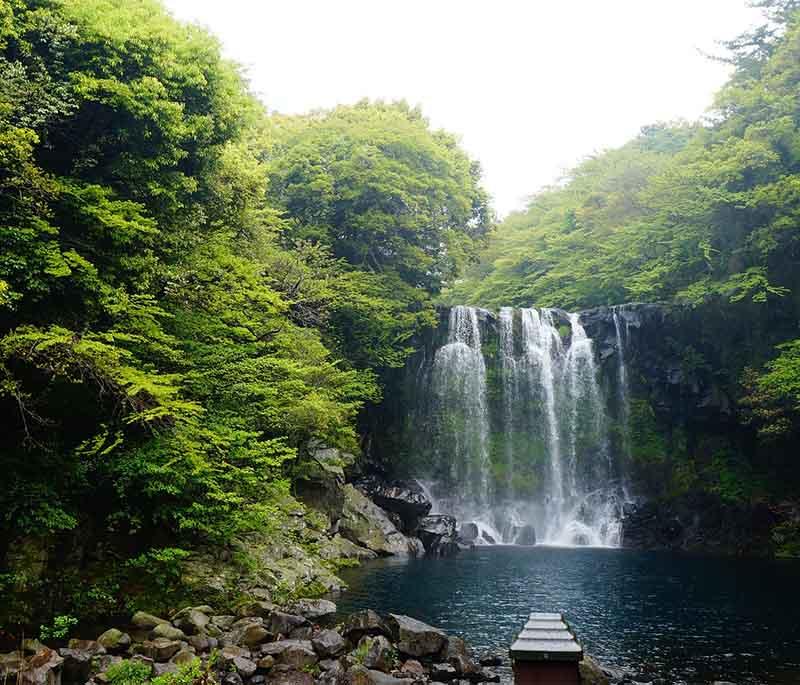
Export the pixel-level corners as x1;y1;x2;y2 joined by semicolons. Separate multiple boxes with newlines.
448;1;800;496
0;0;490;626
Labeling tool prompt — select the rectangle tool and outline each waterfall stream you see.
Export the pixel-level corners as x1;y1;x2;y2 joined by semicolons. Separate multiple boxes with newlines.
419;305;630;547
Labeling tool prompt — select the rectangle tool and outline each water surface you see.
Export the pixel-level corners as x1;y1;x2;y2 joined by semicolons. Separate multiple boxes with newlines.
334;546;800;684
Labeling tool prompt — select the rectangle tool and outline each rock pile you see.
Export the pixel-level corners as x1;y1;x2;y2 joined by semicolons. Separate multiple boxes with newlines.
0;602;502;685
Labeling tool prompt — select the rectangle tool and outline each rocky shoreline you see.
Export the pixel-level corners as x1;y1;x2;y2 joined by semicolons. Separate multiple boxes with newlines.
0;600;615;685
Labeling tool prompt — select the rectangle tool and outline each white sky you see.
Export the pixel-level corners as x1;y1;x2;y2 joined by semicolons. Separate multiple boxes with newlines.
164;0;762;217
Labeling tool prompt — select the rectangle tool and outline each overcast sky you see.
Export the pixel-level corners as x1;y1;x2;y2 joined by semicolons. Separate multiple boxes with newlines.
164;0;761;217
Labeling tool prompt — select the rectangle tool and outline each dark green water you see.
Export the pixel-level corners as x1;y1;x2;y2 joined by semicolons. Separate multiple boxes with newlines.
334;546;800;684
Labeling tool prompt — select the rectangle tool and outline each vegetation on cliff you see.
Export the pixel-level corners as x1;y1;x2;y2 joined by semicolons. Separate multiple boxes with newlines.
0;0;490;628
446;0;800;535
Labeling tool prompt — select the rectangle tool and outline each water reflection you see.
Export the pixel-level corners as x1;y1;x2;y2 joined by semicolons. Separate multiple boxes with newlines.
333;546;800;684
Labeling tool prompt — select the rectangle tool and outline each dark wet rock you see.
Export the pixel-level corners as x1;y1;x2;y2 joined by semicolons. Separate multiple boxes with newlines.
312;630;347;658
417;516;460;558
343;610;392;642
621;493;777;555
355;477;432;531
386;614;448;658
430;663;457;681
458;523;479;544
479;531;495;545
477;652;503;667
222;672;244;685
287;598;337;622
59;643;104;683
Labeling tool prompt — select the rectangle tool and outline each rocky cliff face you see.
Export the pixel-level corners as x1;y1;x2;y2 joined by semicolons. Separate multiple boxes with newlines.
366;302;786;556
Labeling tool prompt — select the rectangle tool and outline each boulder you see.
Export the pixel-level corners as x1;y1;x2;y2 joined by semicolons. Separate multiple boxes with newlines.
287;598;337;622
257;655;276;670
354;477;432;531
222;673;243;685
172;608;211;635
312;630;346;658
417;516;460;558
400;660;425;677
346;665;407;685
276;644;317;670
131;612;169;630
340;485;422;557
260;640;314;661
269;612;307;637
151;624;186;641
267;669;314;685
430;663;457;681
360;636;394;672
579;657;610;685
97;629;131;653
458;523;479;544
232;656;258;678
135;639;182;662
235;601;276;620
59;645;99;683
19;648;64;685
153;663;178;677
211;615;237;630
170;650;196;667
386;614;448;658
342;610;391;642
477;651;503;667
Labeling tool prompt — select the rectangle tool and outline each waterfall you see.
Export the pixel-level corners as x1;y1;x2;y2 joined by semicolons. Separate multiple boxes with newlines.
431;306;491;513
418;305;630;548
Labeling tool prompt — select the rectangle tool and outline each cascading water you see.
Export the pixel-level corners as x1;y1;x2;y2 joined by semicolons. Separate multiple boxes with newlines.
418;305;631;548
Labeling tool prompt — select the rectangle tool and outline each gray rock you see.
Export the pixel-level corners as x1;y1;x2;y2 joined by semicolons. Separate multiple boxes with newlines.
458;523;479;544
277;644;317;670
131;611;169;630
339;485;422;556
19;648;64;685
152;624;186;641
318;659;342;672
170;650;197;667
360;636;394;673
287;599;337;621
477;651;503;667
269;612;307;637
260;641;313;659
135;639;182;662
294;441;354;529
212;615;237;630
354;477;432;531
223;672;244;685
312;630;346;658
236;602;276;619
232;656;258;678
386;614;448;658
153;663;179;677
172;608;210;635
266;668;314;685
346;665;407;685
343;610;391;642
97;629;131;653
58;647;94;683
417;516;460;557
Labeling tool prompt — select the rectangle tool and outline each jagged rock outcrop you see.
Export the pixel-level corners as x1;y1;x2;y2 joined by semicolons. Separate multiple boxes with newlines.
339;485;424;556
416;515;460;557
354;476;432;532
